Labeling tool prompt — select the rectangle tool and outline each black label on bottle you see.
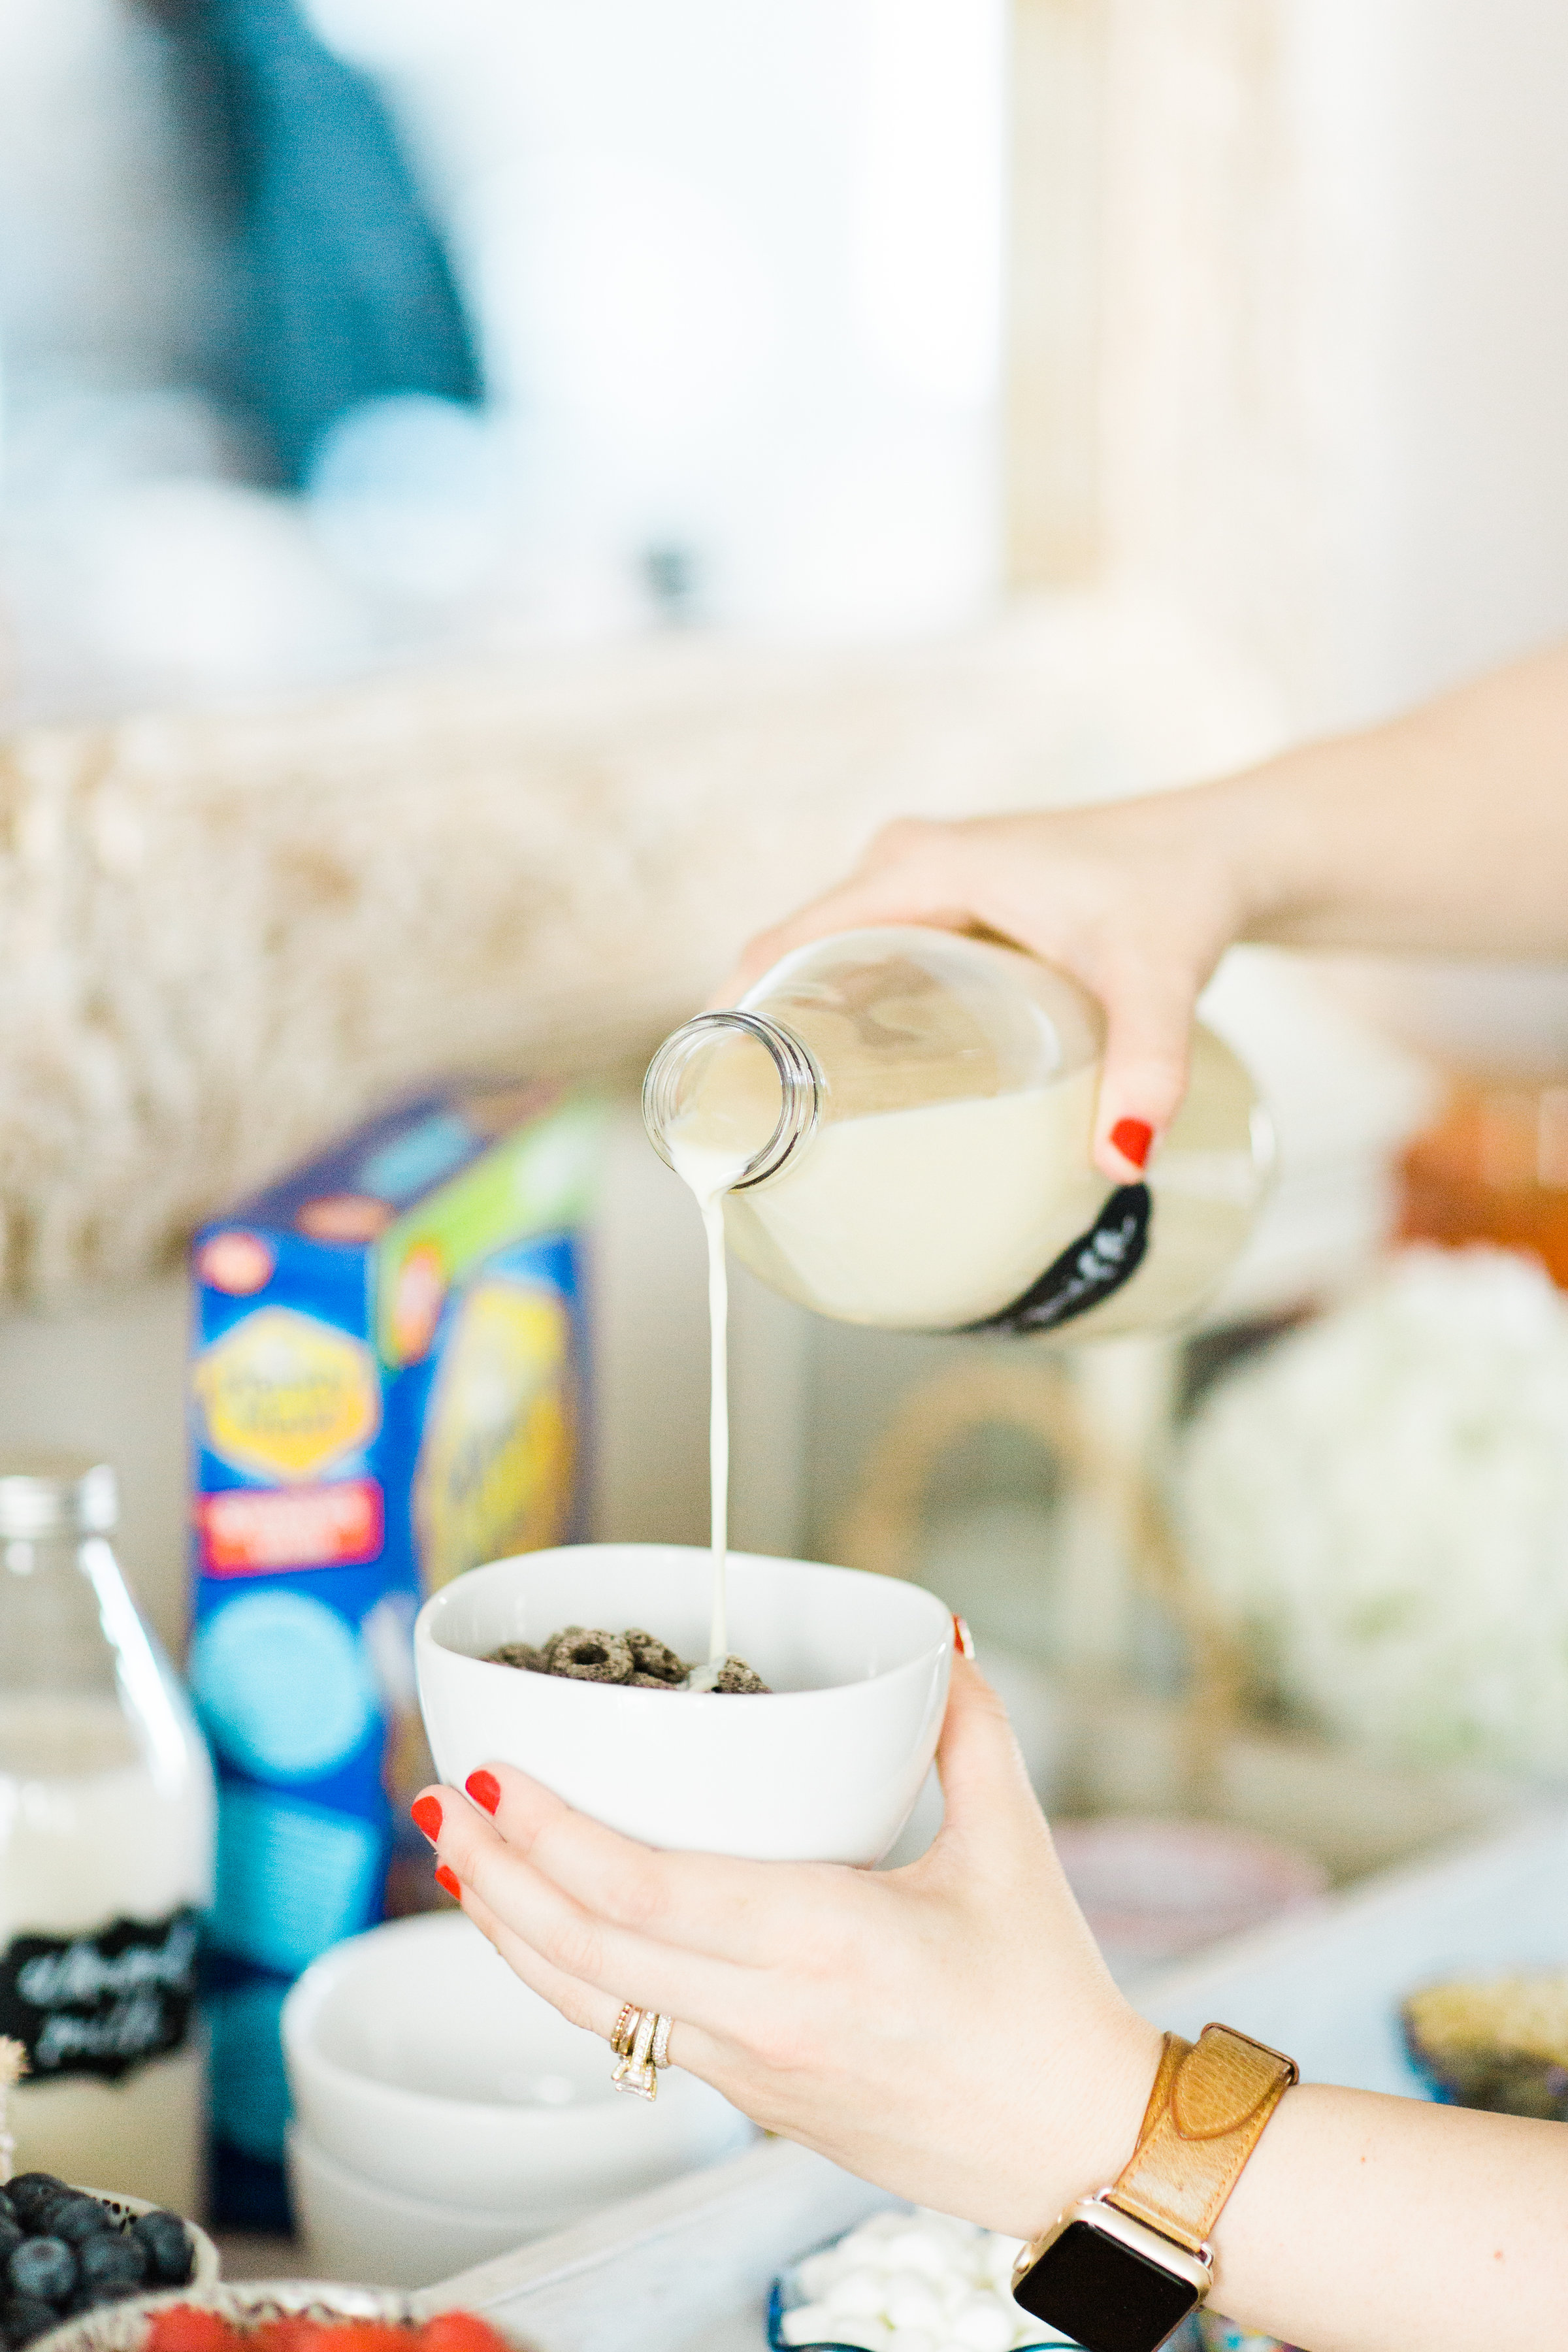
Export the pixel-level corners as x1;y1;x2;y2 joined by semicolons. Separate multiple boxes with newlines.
0;1908;202;2084
965;1183;1152;1336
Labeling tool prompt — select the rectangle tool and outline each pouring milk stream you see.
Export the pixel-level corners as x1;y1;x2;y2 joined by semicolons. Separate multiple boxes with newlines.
645;927;1273;1672
664;1138;747;1687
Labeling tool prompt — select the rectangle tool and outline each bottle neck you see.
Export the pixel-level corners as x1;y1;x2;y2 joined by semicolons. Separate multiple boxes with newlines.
0;1531;124;1702
643;1010;823;1189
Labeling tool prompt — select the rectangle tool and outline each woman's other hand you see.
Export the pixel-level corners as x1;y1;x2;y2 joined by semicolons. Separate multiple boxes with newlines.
412;1657;1160;2238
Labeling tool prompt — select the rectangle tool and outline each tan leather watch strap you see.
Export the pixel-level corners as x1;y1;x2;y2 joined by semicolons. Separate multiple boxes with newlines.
1107;2023;1298;2254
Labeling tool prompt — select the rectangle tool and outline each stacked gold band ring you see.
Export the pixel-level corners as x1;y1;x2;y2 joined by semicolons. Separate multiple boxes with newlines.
609;2003;677;2100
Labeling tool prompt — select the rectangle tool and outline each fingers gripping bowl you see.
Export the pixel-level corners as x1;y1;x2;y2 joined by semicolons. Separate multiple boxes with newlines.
414;1545;953;1864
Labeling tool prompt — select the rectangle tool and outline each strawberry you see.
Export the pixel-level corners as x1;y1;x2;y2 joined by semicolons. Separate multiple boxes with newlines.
304;2324;416;2352
144;2308;239;2352
419;2313;513;2352
248;2319;324;2352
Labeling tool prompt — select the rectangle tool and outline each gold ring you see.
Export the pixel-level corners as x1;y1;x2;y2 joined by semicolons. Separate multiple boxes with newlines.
609;2004;676;2095
612;2006;661;2100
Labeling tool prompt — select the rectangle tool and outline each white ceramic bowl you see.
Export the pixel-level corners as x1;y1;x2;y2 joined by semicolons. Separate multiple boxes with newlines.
26;2197;220;2352
286;2125;591;2290
73;2191;220;2287
282;1912;753;2210
414;1543;953;1863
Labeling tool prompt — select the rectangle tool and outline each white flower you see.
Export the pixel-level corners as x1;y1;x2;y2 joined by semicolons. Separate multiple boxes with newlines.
1177;1248;1568;1774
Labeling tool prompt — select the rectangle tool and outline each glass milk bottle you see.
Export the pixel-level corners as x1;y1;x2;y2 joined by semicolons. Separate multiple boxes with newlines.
0;1456;214;2207
644;927;1271;1339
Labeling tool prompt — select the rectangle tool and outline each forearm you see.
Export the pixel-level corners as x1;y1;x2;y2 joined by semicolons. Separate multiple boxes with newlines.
1208;2077;1568;2349
1216;638;1568;959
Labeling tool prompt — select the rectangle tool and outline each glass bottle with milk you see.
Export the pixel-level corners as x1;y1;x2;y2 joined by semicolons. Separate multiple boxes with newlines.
643;927;1270;1340
0;1455;214;2208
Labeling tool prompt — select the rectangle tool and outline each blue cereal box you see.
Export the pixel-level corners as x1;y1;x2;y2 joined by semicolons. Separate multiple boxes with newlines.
187;1079;606;2224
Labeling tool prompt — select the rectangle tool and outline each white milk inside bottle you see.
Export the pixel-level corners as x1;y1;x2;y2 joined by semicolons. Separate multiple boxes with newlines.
645;927;1271;1343
0;1457;215;2208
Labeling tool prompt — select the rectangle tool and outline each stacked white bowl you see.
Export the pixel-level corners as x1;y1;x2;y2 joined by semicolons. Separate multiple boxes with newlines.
282;1911;753;2288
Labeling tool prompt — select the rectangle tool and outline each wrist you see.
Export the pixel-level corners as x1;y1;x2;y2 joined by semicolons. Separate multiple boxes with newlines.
1079;2007;1167;2191
1215;733;1377;946
1199;759;1320;945
1023;2004;1166;2240
1012;2024;1299;2352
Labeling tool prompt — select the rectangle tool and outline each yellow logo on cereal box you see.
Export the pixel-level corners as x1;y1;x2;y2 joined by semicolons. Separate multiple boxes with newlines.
195;1307;382;1484
413;1279;574;1592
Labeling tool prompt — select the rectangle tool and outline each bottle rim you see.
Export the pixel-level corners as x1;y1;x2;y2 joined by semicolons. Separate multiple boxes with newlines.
0;1452;118;1540
642;1011;821;1190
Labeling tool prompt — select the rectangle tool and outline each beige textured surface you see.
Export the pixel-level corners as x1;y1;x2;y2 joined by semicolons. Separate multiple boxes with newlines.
0;602;1278;1306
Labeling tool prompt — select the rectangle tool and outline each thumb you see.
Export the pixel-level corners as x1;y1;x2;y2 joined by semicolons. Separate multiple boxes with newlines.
710;855;973;1008
929;1656;1040;1859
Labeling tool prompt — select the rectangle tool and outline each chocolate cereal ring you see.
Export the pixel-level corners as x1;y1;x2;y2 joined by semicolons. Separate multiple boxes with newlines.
485;1640;547;1672
713;1656;771;1694
625;1628;688;1685
547;1628;634;1683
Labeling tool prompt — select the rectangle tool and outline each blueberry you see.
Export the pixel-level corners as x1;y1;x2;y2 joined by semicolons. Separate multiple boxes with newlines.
46;2198;111;2248
129;2212;192;2288
76;2235;145;2296
0;2200;12;2230
2;2295;61;2347
3;2181;66;2235
8;2237;76;2304
0;2233;17;2271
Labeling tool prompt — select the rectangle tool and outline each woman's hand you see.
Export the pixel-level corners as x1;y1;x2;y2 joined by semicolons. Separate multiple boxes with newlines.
416;1673;1568;2352
715;798;1256;1180
412;1658;1160;2236
717;638;1568;1181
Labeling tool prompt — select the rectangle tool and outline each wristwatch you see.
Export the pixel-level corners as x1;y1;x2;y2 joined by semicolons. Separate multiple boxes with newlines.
1010;2023;1298;2352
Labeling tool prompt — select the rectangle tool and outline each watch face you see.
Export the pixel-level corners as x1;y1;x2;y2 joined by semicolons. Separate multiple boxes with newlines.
1011;2218;1200;2352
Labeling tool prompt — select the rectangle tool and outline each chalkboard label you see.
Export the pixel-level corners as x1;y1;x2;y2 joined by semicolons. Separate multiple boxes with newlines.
0;1908;201;2083
967;1183;1152;1335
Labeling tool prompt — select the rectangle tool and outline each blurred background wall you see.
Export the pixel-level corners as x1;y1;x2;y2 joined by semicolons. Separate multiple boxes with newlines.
10;0;1568;720
1009;0;1568;726
0;0;1007;718
11;0;1568;721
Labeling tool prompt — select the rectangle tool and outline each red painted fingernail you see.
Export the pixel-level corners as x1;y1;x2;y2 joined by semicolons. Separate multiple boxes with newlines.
410;1794;442;1844
466;1770;501;1816
435;1863;462;1900
1109;1117;1154;1170
953;1614;975;1661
